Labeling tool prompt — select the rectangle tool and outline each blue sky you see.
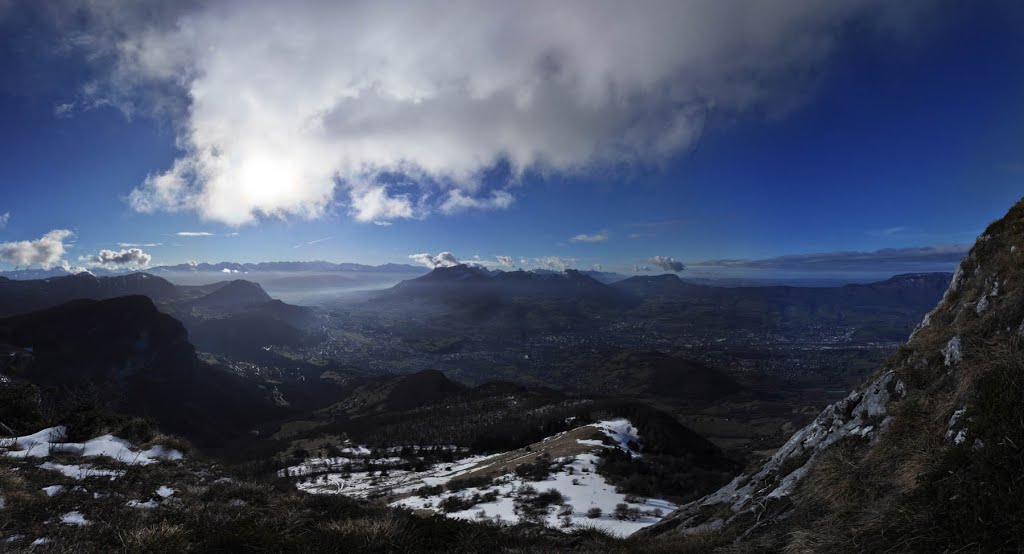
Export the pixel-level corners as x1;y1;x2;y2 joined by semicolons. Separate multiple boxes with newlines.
0;1;1022;277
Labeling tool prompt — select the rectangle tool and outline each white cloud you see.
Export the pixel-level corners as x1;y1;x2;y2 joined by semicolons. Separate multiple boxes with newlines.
438;189;514;215
537;256;576;271
570;231;608;243
0;230;74;269
59;260;92;275
409;251;462;269
176;231;214;237
54;103;75;117
349;185;415;223
80;248;152;268
463;254;518;269
648;255;685;272
633;264;651;272
0;212;9;228
70;0;927;225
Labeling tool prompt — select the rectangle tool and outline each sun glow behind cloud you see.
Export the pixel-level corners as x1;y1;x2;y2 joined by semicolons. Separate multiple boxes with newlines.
56;0;932;227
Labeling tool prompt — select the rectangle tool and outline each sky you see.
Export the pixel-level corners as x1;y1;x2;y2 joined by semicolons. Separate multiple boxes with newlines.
0;0;1022;278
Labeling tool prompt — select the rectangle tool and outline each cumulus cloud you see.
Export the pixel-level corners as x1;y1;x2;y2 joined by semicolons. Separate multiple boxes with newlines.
409;251;462;269
694;244;970;272
64;0;928;225
0;212;9;228
648;255;686;272
463;254;519;269
537;256;576;271
0;230;74;269
633;264;651;272
350;185;415;223
59;260;92;275
570;231;608;243
176;231;214;237
81;248;153;268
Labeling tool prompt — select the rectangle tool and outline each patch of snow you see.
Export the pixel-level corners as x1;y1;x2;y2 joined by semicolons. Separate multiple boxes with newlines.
156;485;176;498
0;426;182;465
41;485;64;497
287;418;671;536
392;453;675;536
286;452;495;489
126;499;159;509
31;538;50;546
60;511;90;526
0;496;5;509
39;461;124;481
591;419;642;457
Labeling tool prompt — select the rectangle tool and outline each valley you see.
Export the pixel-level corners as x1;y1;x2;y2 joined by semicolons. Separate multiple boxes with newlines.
0;265;952;547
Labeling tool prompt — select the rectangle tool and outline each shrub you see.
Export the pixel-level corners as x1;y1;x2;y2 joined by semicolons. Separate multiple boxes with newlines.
514;457;554;481
614;502;643;521
118;418;156;444
586;507;603;519
514;487;565;521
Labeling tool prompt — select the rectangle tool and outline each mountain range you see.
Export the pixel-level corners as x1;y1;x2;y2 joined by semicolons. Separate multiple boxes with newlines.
0;272;318;357
0;261;427;281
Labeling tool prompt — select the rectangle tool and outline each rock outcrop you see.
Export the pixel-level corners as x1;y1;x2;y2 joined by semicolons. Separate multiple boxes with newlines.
645;198;1024;552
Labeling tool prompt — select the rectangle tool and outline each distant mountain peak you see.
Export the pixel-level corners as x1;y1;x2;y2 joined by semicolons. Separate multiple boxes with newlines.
191;279;272;308
147;261;427;274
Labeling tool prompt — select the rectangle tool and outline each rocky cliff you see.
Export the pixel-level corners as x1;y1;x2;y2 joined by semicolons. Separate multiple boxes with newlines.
645;198;1024;552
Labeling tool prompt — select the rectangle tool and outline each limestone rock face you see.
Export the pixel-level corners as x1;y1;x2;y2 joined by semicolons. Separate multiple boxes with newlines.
651;370;902;536
645;197;1024;547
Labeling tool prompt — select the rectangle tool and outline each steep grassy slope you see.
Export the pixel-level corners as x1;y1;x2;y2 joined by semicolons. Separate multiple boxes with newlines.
646;198;1024;552
0;296;284;448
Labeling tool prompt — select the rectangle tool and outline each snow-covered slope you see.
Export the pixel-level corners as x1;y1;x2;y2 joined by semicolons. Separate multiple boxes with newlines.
1;426;182;464
281;418;677;536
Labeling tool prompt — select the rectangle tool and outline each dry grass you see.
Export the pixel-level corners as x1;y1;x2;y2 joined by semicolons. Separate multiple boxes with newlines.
746;198;1024;553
